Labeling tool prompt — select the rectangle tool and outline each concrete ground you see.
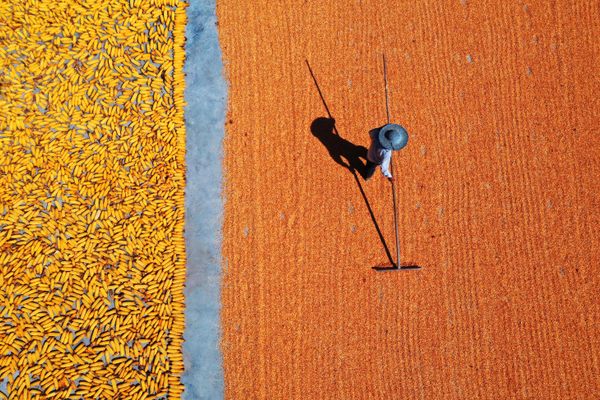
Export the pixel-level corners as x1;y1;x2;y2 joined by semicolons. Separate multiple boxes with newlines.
182;0;226;398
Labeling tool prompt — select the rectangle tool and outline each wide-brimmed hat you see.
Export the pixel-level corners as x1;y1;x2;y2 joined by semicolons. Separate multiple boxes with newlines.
378;123;409;150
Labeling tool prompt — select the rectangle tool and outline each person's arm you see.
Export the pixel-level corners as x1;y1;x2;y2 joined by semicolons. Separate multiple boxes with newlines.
380;150;392;179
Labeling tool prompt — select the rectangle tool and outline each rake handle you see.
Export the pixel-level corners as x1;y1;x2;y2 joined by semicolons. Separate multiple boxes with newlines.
383;54;401;268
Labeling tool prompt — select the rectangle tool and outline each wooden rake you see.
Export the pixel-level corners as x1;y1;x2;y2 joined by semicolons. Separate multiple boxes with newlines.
373;54;422;271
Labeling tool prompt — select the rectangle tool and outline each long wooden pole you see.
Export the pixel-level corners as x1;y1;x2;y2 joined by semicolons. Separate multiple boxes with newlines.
383;54;401;268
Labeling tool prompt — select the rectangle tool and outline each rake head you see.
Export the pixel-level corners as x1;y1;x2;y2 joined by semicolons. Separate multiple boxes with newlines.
372;264;422;271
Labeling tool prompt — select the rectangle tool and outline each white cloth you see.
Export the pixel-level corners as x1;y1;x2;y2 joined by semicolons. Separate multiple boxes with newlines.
367;128;392;178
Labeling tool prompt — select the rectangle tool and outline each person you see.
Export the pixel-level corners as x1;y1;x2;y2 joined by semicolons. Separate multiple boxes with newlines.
365;124;409;181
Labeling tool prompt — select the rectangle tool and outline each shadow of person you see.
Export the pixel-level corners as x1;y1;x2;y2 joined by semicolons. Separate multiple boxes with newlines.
311;117;368;179
305;60;394;266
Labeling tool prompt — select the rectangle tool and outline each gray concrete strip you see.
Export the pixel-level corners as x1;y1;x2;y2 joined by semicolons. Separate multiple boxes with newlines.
182;0;226;398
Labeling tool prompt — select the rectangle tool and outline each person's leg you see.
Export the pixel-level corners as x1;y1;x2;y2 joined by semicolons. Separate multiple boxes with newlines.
364;160;377;180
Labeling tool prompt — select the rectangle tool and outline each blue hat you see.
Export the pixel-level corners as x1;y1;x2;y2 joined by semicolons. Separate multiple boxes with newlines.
378;123;409;150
